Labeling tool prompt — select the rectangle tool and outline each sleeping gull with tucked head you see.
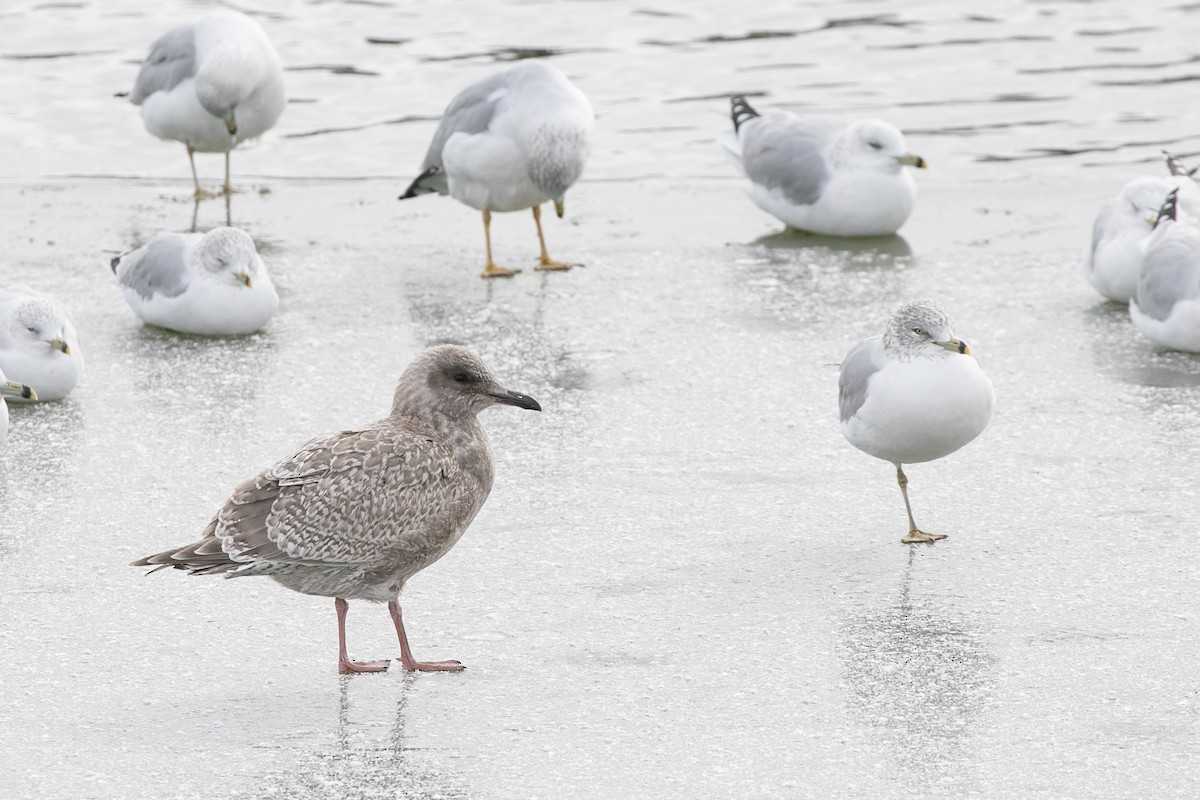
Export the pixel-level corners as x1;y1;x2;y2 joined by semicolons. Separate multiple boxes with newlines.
0;285;84;402
110;227;278;336
839;301;994;543
1130;188;1200;352
0;368;36;446
127;9;286;198
400;60;594;278
133;345;541;673
719;96;926;237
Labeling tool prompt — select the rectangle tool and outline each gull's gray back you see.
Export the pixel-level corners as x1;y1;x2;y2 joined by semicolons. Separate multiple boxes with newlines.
839;335;885;422
130;24;197;105
419;71;510;172
117;235;191;300
1137;225;1200;321
742;115;840;206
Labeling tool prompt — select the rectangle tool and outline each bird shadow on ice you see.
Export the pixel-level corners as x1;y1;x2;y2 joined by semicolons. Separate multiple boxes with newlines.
258;675;467;799
725;234;915;330
835;548;996;792
113;326;280;442
753;228;915;263
1081;301;1200;389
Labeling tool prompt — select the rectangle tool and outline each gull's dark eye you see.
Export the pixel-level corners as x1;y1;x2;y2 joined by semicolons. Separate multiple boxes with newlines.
452;371;472;384
868;141;883;150
26;326;37;333
912;327;924;335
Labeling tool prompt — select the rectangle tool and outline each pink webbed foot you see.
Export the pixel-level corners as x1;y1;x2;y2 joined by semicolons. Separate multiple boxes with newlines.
339;657;391;674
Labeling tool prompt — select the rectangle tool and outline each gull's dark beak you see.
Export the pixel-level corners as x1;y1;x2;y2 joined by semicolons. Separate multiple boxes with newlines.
224;114;238;136
935;337;970;355
50;336;71;355
898;153;927;169
491;389;541;411
554;198;565;218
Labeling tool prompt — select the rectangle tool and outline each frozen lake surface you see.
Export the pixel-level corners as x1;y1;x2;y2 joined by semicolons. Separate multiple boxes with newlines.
2;1;1199;798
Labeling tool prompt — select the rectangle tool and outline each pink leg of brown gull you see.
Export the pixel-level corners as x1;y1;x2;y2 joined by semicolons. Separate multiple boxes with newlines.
389;600;465;672
336;597;390;674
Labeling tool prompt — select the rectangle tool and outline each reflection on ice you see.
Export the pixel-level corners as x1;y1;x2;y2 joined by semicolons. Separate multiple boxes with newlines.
837;550;996;792
260;677;468;799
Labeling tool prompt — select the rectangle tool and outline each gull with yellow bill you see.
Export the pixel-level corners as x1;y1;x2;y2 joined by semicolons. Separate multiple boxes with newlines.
0;285;84;402
838;300;994;543
719;96;927;237
110;227;278;336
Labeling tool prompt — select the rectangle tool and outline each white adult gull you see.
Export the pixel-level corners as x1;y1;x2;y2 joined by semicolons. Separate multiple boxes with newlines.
839;301;994;543
110;227;279;336
0;285;84;402
719;96;926;237
0;368;36;446
1084;176;1196;303
133;345;542;673
1130;189;1200;352
127;9;286;199
400;60;594;278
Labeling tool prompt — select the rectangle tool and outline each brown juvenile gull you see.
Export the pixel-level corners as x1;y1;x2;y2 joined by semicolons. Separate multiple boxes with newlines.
132;345;541;673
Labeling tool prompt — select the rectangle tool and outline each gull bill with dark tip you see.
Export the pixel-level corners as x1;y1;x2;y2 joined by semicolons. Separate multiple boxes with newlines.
1;380;35;401
491;390;541;411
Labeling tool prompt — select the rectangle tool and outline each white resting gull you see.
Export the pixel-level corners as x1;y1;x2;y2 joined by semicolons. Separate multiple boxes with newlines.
127;9;286;198
400;60;594;278
110;227;278;336
839;300;994;543
133;346;542;674
1130;189;1200;352
0;285;84;402
1084;176;1195;303
719;96;926;237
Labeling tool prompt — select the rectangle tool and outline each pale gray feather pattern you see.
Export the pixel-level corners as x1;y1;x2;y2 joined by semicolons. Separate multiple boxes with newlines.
741;116;839;206
418;71;510;172
1137;231;1200;321
117;236;191;300
209;426;467;569
1089;201;1118;264
839;335;886;422
130;24;197;105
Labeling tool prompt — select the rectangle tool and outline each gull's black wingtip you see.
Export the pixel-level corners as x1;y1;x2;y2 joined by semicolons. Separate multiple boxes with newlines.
730;95;760;133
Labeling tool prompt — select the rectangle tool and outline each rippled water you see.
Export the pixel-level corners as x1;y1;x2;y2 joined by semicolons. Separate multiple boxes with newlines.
2;2;1200;799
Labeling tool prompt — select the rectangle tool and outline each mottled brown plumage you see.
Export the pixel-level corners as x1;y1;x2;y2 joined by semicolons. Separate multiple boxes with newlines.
133;345;541;672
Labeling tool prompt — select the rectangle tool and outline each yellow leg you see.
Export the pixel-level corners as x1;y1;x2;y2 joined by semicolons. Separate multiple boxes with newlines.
532;205;583;271
187;146;217;200
481;210;520;278
896;464;947;544
220;151;242;196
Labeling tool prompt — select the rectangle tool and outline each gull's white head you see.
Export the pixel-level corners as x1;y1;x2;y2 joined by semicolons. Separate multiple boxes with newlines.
1119;176;1175;228
6;296;77;359
194;227;265;289
884;300;971;361
842;120;927;174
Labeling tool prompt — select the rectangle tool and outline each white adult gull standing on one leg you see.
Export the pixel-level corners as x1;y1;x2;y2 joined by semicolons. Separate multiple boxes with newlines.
839;301;994;543
400;60;594;278
719;96;926;237
110;227;278;336
127;9;286;199
1130;189;1200;352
